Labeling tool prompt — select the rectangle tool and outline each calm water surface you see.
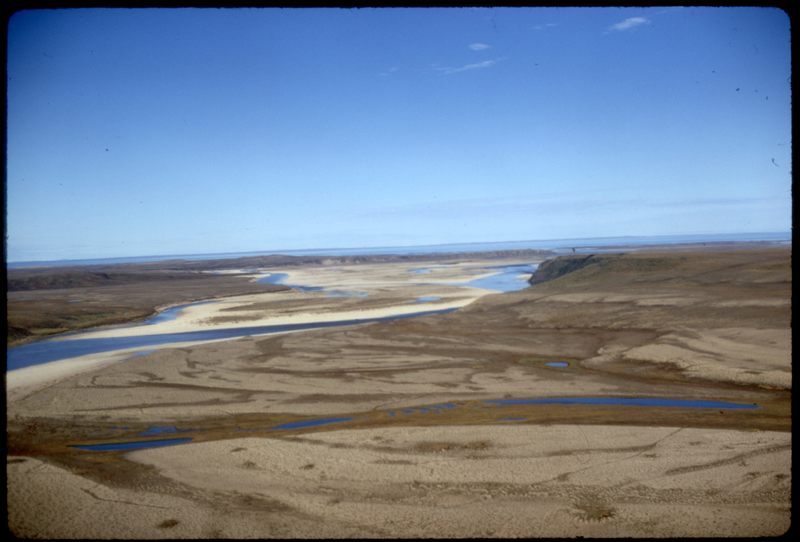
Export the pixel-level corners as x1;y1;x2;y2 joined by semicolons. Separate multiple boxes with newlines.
454;263;538;292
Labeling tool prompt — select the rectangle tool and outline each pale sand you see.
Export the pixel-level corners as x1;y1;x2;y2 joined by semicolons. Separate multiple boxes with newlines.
6;455;366;539
52;260;518;341
621;328;792;389
53;291;487;340
521;290;791;389
22;424;778;538
250;261;509;289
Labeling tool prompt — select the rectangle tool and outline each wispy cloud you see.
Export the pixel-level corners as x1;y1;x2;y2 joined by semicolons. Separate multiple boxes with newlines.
358;195;784;220
468;42;490;51
435;58;502;75
378;66;400;77
533;23;558;31
608;17;650;32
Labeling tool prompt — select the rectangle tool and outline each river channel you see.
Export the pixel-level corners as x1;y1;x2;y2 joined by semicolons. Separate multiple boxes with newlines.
7;262;536;371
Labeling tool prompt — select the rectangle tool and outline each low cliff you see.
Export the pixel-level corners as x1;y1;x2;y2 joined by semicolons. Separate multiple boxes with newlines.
528;254;602;285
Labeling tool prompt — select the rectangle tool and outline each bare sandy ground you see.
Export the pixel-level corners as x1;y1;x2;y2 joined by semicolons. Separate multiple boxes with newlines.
6;335;260;405
6;247;791;538
620;327;791;388
7;329;622;421
8;424;790;538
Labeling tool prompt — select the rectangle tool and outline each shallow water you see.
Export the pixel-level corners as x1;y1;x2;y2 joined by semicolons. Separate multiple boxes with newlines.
386;402;457;417
484;397;759;409
138;425;193;436
545;361;569;368
415;295;442;303
69;437;193;452
256;272;289;285
452;263;538;293
257;273;324;292
6;308;457;370
271;417;353;430
69;396;760;453
8;263;537;371
326;290;369;298
141;301;215;326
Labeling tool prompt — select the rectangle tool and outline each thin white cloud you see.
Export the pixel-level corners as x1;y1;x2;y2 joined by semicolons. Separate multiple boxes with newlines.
378;66;400;77
533;23;558;31
435;58;500;75
359;195;785;220
608;17;650;32
468;42;490;51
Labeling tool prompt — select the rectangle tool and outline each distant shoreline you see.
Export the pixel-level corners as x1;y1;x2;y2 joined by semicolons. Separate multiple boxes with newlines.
6;231;790;270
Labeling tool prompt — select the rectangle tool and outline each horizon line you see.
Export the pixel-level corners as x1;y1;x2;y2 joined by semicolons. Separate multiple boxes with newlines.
5;230;792;268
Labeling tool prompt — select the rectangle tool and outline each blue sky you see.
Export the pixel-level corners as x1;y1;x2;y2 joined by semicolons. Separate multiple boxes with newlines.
6;7;792;261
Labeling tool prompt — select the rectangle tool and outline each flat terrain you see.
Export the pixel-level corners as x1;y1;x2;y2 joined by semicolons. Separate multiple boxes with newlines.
6;249;547;346
6;245;791;538
6;270;287;346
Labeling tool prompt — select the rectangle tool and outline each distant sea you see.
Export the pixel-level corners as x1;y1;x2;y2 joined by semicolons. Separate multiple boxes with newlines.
6;231;791;269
